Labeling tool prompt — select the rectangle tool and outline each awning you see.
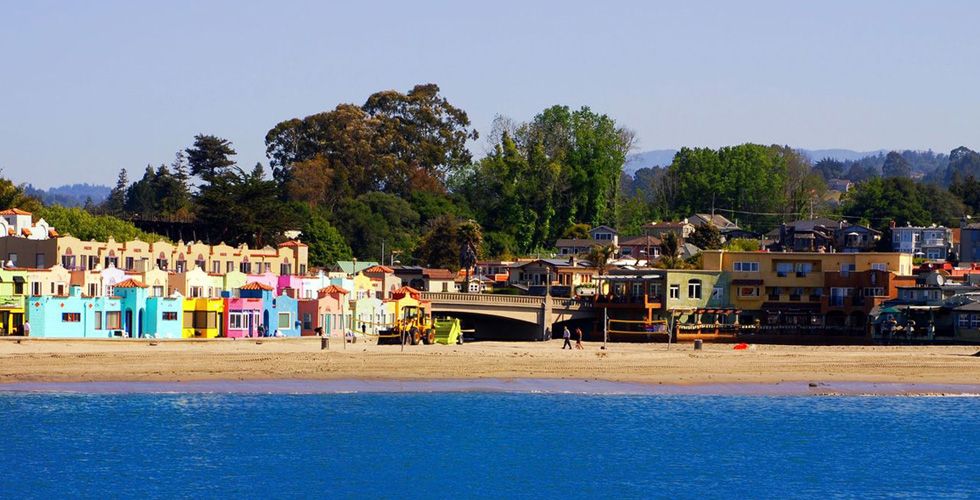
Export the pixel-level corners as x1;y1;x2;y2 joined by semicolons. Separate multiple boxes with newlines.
12;276;25;283
731;279;763;286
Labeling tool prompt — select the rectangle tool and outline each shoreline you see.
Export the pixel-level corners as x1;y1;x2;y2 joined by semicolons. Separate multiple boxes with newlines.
2;378;980;396
2;337;979;392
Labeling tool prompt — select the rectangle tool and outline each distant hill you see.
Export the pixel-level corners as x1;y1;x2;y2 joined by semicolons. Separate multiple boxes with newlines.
24;183;111;207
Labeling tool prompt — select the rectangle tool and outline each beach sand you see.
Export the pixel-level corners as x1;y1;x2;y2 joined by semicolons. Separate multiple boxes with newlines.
1;337;979;389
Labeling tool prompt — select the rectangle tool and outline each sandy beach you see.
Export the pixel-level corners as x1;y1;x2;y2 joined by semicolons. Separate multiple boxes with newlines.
1;337;979;390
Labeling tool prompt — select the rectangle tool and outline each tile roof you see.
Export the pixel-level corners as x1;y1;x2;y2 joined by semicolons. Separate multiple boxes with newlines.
363;265;394;274
114;278;148;289
555;238;596;247
319;284;349;295
278;240;307;248
241;281;274;291
620;235;662;246
0;208;32;216
391;286;423;299
423;268;455;280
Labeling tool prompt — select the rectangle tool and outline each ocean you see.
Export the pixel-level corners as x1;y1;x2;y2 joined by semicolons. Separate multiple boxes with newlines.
1;386;978;498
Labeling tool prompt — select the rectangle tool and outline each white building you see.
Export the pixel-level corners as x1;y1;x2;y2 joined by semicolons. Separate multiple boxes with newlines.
891;223;953;260
0;209;57;240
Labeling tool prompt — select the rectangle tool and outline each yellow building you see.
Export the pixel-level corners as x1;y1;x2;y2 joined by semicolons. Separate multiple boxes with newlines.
182;298;224;338
702;250;914;336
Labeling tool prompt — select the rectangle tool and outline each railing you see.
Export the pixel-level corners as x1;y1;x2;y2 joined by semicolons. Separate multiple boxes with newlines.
420;292;588;309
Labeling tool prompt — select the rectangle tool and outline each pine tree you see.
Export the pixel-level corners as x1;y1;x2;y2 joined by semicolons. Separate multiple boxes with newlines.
105;168;128;216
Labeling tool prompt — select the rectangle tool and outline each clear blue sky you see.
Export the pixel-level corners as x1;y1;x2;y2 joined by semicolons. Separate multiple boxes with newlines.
2;0;979;188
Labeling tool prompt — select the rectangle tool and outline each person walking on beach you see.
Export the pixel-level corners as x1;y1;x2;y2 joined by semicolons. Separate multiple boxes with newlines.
574;327;584;350
562;326;572;349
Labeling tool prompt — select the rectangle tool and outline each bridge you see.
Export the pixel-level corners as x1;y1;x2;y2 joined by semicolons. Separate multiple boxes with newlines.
419;292;596;340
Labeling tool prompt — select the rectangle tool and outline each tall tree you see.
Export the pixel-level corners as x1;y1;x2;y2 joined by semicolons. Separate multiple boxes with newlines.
186;134;238;180
457;219;482;290
105;168;128;216
882;151;913;178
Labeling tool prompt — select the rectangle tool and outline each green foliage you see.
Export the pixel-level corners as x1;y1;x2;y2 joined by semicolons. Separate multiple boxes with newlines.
334;192;420;261
882;151;912;178
950;175;980;214
124;163;192;220
842;177;964;231
300;207;352;267
687;223;723;250
266;84;477;197
562;223;591;240
813;158;844;180
0;177;42;214
584;244;615;275
458;106;631;254
414;215;461;270
37;205;166;242
104;168;128;216
724;238;761;252
186;134;237;180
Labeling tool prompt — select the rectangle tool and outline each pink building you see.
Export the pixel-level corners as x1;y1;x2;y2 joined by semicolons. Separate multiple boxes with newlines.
297;285;349;337
223;282;269;338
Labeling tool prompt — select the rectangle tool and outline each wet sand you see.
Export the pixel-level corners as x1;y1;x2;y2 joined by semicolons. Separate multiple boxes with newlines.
1;337;979;394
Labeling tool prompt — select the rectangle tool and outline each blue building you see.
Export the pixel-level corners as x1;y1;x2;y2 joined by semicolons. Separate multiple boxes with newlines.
114;279;183;338
27;286;121;338
240;282;300;336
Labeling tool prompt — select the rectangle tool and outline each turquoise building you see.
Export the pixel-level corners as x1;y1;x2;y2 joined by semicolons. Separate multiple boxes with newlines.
27;286;122;338
114;279;183;338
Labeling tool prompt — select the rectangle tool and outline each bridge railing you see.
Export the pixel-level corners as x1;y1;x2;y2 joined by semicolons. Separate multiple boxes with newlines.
420;292;589;309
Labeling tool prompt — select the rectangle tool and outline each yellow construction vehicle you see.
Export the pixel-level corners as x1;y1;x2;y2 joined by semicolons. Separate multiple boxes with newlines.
378;304;436;345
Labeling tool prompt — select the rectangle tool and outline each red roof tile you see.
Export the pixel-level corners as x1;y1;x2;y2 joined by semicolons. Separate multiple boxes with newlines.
278;240;308;248
241;281;274;291
391;286;422;299
0;208;32;216
319;284;349;295
363;265;394;274
114;278;148;289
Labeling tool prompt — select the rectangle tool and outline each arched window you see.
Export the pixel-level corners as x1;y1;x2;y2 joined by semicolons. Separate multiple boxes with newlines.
687;279;702;300
195;254;206;271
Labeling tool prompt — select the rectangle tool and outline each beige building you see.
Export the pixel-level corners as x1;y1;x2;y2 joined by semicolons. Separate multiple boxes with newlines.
0;236;308;277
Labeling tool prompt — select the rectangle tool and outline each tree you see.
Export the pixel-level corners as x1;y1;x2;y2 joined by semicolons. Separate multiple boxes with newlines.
37;205;165;242
882;151;913;178
842;177;964;231
0;177;42;214
334;192;421;260
724;238;761;251
950;175;980;214
655;232;687;269
300;206;352;267
457;219;482;290
186;134;238;180
813;158;845;180
105;168;128;216
562;223;591;240
584;244;615;277
266;84;478;198
414;215;460;270
687;223;723;250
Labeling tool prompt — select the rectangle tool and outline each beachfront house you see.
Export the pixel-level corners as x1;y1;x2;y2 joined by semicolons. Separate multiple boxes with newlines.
0;267;28;335
239;282;301;337
298;285;349;336
27;285;121;338
113;279;183;338
183;297;223;338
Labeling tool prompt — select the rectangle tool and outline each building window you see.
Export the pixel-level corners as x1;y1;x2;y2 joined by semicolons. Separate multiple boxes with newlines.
240;262;251;273
280;263;292;276
88;284;99;297
162;312;178;321
733;262;759;272
61;255;77;269
278;312;291;329
871;263;887;271
30;282;41;296
7;253;17;266
152;286;164;297
62;312;81;322
94;311;103;330
669;284;679;299
157;259;168;271
195;258;206;270
14;281;24;295
125;257;135;270
863;287;885;297
227;261;235;273
775;262;793;277
190;287;203;298
299;265;307;275
302;313;313;330
442;282;449;292
212;261;221;274
229;312;244;330
687;279;702;299
35;253;45;268
176;260;186;273
738;286;759;298
711;287;723;300
106;312;121;330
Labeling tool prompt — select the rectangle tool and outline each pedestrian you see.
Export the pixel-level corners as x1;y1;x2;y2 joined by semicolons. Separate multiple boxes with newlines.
574;327;584;350
22;321;30;337
562;326;572;349
927;321;936;340
257;323;266;337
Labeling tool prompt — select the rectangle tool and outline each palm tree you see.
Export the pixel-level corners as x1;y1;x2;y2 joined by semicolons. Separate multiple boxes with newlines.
584;244;616;295
457;219;483;293
655;232;687;269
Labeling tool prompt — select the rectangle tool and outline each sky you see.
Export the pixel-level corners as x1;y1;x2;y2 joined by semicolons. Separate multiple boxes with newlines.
2;0;979;188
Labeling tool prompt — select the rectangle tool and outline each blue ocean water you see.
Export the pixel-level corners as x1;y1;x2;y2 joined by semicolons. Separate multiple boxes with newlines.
1;392;978;499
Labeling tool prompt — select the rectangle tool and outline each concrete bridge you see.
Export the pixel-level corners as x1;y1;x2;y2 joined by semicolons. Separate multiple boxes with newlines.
420;292;596;340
